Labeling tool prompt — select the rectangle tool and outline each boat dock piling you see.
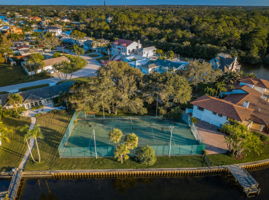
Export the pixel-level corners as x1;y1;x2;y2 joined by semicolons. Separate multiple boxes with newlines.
227;165;260;197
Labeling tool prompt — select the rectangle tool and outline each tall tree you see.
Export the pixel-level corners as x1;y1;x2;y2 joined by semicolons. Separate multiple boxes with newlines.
7;93;23;113
39;32;60;51
73;45;85;56
53;61;76;80
180;61;222;86
221;122;263;159
97;61;146;115
27;53;44;74
21;125;37;162
143;73;192;115
71;30;87;39
0;35;12;63
25;125;44;163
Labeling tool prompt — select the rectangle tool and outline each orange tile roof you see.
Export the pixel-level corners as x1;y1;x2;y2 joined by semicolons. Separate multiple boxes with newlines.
191;95;253;122
240;78;269;89
224;85;261;105
223;85;269;126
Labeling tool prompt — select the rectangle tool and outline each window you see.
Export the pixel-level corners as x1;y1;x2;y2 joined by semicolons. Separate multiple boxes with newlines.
198;106;204;111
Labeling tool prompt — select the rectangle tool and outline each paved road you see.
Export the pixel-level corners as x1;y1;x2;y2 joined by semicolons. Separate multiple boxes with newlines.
0;55;101;93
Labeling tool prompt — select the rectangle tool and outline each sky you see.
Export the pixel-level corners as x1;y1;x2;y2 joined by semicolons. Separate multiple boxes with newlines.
0;0;269;6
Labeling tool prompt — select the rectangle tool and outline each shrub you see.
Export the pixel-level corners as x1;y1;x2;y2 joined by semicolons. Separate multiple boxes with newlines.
135;145;157;166
163;107;182;120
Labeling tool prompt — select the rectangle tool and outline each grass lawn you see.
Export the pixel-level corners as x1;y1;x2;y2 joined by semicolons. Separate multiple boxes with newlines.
0;116;30;171
208;140;269;166
24;111;269;171
0;64;50;87
25;111;206;171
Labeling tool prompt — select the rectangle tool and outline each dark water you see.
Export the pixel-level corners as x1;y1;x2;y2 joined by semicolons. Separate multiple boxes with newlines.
16;168;269;200
0;179;9;191
242;65;269;80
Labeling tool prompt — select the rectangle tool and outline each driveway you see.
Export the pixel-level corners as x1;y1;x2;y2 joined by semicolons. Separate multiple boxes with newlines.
196;120;228;155
0;54;101;93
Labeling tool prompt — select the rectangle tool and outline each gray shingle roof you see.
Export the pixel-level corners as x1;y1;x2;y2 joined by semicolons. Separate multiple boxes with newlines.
0;81;73;106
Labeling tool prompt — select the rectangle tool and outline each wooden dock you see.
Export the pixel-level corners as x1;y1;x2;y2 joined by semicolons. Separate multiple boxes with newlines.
227;165;260;197
7;169;23;200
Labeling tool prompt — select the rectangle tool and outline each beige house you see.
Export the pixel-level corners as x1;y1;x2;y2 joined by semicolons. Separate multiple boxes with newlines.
22;56;69;75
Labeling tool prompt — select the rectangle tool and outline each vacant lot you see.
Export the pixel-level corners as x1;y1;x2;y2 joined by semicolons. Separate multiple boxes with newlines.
0;64;50;87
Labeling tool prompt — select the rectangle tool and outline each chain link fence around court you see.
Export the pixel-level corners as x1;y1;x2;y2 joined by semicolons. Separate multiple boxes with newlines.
58;112;205;158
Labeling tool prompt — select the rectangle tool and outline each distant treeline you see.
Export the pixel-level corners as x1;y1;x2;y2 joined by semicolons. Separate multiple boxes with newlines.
1;6;269;65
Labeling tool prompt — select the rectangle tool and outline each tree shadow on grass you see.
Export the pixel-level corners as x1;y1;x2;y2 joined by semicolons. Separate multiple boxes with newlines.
39;127;63;148
0;146;24;158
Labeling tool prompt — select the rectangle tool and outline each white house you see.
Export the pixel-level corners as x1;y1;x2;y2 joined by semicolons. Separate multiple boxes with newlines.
190;85;269;133
111;39;142;56
190;95;252;127
46;26;62;36
140;46;156;58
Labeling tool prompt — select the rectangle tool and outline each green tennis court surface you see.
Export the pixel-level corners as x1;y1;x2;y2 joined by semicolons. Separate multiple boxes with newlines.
58;112;205;157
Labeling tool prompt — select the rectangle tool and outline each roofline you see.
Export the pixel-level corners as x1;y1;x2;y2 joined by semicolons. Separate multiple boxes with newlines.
191;95;254;121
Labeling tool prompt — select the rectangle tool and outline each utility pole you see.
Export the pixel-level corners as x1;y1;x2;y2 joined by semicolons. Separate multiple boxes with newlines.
93;129;98;159
168;126;175;157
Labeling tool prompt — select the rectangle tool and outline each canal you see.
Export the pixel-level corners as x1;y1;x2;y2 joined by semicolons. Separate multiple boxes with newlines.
242;65;269;80
11;167;269;200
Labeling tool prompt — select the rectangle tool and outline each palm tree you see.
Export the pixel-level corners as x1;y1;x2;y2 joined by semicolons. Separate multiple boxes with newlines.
25;125;44;163
0;121;11;146
21;125;37;163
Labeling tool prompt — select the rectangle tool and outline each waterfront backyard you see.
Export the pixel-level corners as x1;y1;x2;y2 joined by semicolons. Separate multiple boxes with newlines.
1;111;269;172
16;111;269;171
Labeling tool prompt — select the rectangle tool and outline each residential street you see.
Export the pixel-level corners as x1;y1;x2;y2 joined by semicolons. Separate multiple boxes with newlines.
0;55;101;93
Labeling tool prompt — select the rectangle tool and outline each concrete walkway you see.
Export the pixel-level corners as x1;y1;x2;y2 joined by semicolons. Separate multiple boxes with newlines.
0;54;101;93
196;120;228;155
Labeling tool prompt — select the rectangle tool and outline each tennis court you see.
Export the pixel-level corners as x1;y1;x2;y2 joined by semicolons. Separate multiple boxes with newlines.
58;112;205;157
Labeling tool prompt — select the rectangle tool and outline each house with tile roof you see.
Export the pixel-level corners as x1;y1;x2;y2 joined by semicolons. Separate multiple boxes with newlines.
190;84;269;133
240;78;269;95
